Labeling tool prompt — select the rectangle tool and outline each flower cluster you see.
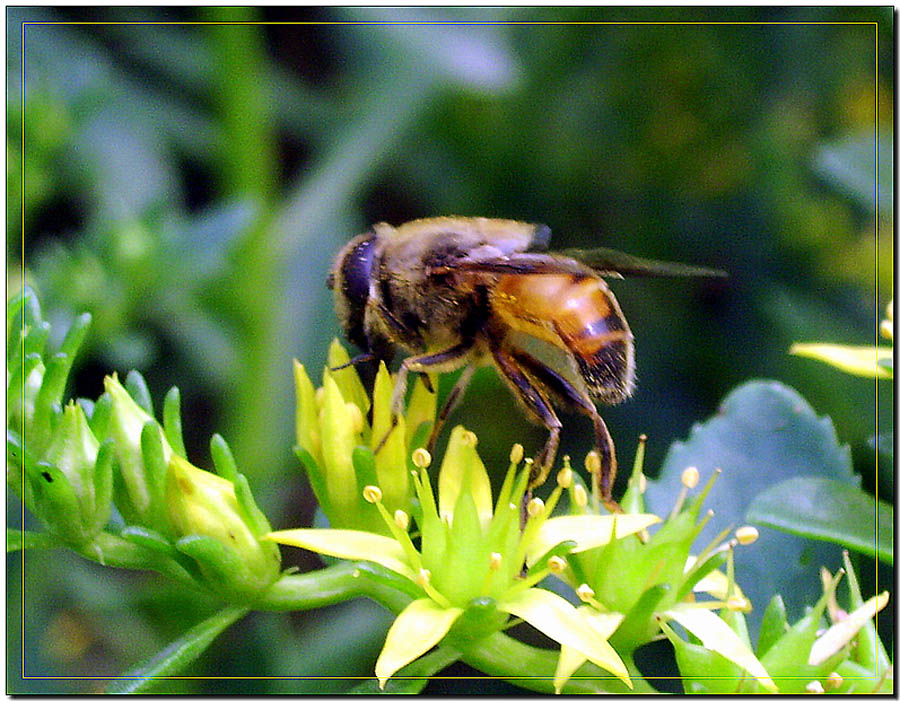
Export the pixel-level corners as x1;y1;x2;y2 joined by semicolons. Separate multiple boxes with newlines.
274;341;891;693
7;289;280;599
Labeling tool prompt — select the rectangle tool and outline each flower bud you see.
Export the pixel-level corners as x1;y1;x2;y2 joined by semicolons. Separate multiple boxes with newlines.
104;374;173;526
166;454;280;597
38;402;112;541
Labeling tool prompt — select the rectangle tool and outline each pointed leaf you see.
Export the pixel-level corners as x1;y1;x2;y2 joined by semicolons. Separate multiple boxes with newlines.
499;588;631;688
265;528;416;581
748;476;892;564
663;605;776;691
105;605;248;693
790;343;892;379
375;598;464;689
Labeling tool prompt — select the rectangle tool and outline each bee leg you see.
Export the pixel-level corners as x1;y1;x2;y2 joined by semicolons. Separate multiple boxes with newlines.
426;364;477;454
329;352;376;371
490;345;562;492
511;349;620;511
373;341;476;453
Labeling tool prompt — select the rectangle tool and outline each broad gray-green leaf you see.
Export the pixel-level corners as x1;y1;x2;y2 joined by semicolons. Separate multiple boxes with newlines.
747;476;892;564
812;131;891;218
645;380;856;634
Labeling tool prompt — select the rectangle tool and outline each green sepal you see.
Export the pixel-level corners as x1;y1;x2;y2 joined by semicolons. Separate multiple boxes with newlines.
163;387;187;458
140;421;169;514
445;596;508;649
59;312;91;361
23;319;50;359
233;473;273;538
842;552;891;673
442;489;485;604
174;534;255;598
659;619;742;694
759;589;842;693
26;461;88;544
352;445;379;495
676;550;727;602
32;352;72;452
609;584;670;655
91;440;115;532
210;433;238;482
126;370;154;416
120;525;177;555
88;393;113;440
757;594;788;658
6;290;27;336
295;446;331;517
7;352;41;421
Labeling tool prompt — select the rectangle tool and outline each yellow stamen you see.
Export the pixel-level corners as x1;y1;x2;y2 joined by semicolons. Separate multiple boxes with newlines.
805;680;824;694
584;450;601;474
412;447;432;469
735;526;759;545
681;466;700;489
547;556;566;574
509;443;524;466
825;672;843;690
394;509;409;530
461;430;478;447
572;484;588;508
576;583;595;603
362;485;382;503
489;552;503;570
556;466;573;489
527;497;545;518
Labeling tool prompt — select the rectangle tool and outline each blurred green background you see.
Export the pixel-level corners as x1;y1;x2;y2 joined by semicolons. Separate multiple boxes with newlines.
8;6;892;693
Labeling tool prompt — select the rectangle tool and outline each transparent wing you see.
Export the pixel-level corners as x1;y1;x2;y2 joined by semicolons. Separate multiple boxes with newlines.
558;248;728;278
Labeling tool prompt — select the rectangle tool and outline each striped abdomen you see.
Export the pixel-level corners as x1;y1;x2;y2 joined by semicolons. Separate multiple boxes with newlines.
490;273;634;403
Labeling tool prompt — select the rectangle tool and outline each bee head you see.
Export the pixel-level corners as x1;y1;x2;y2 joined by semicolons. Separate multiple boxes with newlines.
329;232;377;349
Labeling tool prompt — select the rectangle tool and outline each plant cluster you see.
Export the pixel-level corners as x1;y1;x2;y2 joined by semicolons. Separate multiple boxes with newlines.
7;289;891;693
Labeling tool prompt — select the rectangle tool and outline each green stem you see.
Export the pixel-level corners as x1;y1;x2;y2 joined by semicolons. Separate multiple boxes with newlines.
254;561;416;614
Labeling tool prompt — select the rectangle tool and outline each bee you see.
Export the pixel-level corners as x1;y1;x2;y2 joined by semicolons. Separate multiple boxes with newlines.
327;216;724;506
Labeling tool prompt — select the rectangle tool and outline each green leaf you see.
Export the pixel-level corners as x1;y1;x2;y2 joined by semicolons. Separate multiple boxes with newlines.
747;476;893;564
105;605;249;693
349;644;460;694
757;595;788;658
812;131;891;218
645;380;856;632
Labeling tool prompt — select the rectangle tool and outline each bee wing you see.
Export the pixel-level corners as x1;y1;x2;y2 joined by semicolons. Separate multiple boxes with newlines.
557;248;728;278
441;253;588;276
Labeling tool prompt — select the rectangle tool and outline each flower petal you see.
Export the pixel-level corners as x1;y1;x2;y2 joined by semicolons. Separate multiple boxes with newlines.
528;514;660;564
375;598;464;689
808;591;890;666
663;604;777;692
684;555;746;601
438;426;492;527
790;343;893;379
264;528;416;580
554;608;624;693
499;588;632;689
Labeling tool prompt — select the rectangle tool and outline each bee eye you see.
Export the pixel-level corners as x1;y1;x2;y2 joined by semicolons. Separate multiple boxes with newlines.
340;234;376;306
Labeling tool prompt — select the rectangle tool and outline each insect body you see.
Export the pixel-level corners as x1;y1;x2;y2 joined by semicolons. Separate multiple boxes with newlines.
327;216;722;504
